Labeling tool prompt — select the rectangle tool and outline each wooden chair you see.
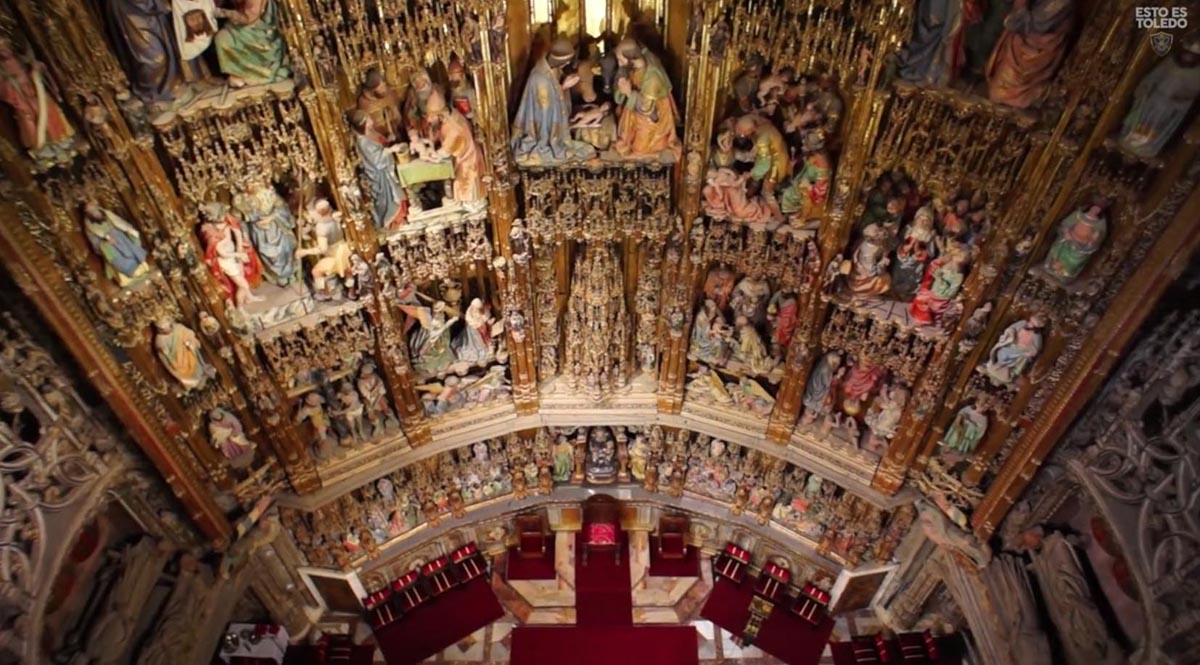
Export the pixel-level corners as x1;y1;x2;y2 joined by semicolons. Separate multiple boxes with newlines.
581;494;621;565
515;513;548;559
656;514;689;559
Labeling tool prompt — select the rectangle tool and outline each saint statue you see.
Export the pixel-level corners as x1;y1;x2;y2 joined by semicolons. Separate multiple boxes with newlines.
350;110;407;229
511;38;595;165
406;301;458;376
897;0;984;86
296;199;353;300
447;58;477;121
910;250;967;325
403;69;444;141
453;298;495;364
295;392;335;457
358;362;398;435
985;0;1074;109
153;318;212;391
212;0;291;88
1117;42;1200;158
1041;201;1107;283
234;179;298;287
83;202;150;287
207;407;255;460
892;206;937;299
941;402;989;456
767;290;798;353
847;224;893;299
779;129;831;219
611;39;681;160
981;315;1046;386
801;352;843;424
199;203;263;308
864;384;909;451
733;316;773;375
551;434;573;482
0;38;77;170
104;0;203;109
357;68;404;144
732;114;791;204
427;94;486;205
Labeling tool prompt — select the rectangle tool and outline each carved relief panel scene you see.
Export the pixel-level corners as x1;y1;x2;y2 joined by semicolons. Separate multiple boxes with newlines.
0;0;1197;663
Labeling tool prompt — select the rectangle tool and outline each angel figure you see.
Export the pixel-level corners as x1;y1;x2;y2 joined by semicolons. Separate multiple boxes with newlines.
402;301;459;376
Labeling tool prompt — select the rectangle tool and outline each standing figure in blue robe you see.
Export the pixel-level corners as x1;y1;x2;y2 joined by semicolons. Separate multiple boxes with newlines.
511;37;595;165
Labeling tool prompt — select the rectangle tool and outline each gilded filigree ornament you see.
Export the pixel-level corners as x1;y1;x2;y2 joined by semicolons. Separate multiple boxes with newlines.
562;244;631;400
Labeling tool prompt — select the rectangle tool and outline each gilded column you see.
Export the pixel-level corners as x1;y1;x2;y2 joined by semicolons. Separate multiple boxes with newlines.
473;9;539;414
657;10;724;412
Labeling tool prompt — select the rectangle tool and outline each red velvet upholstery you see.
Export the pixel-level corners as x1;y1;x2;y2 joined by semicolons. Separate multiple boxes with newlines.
452;542;486;581
422;556;458;595
792;581;831;625
753;563;791;602
581;495;621;565
363;588;398;629
516;514;548;559
392;570;426;611
656;514;688;559
714;542;751;583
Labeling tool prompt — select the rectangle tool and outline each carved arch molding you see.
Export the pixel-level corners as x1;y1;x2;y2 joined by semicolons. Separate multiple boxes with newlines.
274;422;917;577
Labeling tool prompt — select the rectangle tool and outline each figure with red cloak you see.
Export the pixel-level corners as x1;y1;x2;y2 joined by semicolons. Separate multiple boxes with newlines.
200;203;263;308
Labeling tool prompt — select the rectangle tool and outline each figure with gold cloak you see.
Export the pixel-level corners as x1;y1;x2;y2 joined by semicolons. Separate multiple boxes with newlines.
611;39;681;160
427;94;486;205
154;318;212;391
212;0;291;88
511;38;595;165
985;0;1073;109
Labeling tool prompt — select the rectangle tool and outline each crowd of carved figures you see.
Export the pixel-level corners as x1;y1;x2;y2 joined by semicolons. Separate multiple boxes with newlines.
1;0;1199;598
280;426;915;570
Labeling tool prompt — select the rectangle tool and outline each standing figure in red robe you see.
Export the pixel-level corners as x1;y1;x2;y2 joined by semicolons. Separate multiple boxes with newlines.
0;38;76;170
200;203;263;307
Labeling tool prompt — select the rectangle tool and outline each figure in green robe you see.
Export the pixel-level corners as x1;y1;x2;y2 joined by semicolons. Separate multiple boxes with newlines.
213;0;290;88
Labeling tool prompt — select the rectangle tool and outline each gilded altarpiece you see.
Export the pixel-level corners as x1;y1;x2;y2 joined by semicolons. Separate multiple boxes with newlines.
0;0;1195;604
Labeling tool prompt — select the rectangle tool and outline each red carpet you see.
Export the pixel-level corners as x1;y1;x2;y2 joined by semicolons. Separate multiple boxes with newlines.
510;625;699;665
511;526;700;664
647;537;701;577
700;575;835;665
698;576;754;632
373;576;505;665
574;530;633;626
506;540;557;580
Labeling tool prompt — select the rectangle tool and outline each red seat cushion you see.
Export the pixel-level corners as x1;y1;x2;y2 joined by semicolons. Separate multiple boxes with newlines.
586;523;617;546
